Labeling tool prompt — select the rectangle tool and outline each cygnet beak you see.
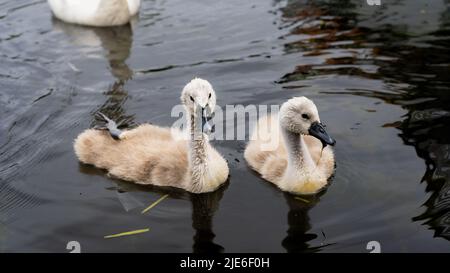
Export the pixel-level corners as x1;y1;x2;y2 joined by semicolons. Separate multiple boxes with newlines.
308;121;336;148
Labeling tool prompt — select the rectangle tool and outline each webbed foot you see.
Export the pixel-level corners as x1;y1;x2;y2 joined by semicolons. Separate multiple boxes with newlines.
94;112;124;140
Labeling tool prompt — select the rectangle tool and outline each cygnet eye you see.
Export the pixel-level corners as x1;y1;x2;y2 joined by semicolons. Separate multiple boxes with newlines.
190;96;195;102
208;93;211;99
302;113;310;119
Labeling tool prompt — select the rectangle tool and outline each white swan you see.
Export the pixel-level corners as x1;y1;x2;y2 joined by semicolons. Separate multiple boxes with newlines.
74;78;229;193
244;97;336;195
48;0;141;27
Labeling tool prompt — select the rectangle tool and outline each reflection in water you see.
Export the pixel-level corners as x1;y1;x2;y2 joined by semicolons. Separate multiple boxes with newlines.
282;193;329;253
190;189;226;253
404;110;450;240
52;18;136;126
52;18;134;81
278;0;450;241
93;81;137;130
79;164;227;252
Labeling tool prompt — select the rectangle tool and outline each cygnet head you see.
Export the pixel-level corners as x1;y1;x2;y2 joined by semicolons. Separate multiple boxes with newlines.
181;78;217;134
279;97;336;147
181;78;216;115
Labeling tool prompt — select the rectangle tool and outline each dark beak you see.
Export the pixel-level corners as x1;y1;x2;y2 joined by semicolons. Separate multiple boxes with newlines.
201;107;214;134
308;121;336;148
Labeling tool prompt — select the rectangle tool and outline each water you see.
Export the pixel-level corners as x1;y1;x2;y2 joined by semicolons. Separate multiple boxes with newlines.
0;0;449;252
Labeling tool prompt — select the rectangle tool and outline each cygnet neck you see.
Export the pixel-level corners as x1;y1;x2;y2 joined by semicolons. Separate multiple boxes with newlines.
280;125;316;175
187;110;209;192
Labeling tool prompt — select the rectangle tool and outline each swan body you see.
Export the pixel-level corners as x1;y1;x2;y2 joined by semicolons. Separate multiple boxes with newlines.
244;97;336;195
48;0;141;27
74;78;229;193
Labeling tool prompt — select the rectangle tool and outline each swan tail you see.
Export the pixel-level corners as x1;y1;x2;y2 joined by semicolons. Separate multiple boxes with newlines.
73;129;118;169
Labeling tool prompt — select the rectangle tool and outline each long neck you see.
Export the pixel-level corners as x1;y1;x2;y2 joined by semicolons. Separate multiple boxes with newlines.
188;113;209;192
281;126;316;176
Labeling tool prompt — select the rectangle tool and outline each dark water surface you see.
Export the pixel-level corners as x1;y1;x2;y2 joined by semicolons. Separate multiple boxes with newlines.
1;0;449;252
